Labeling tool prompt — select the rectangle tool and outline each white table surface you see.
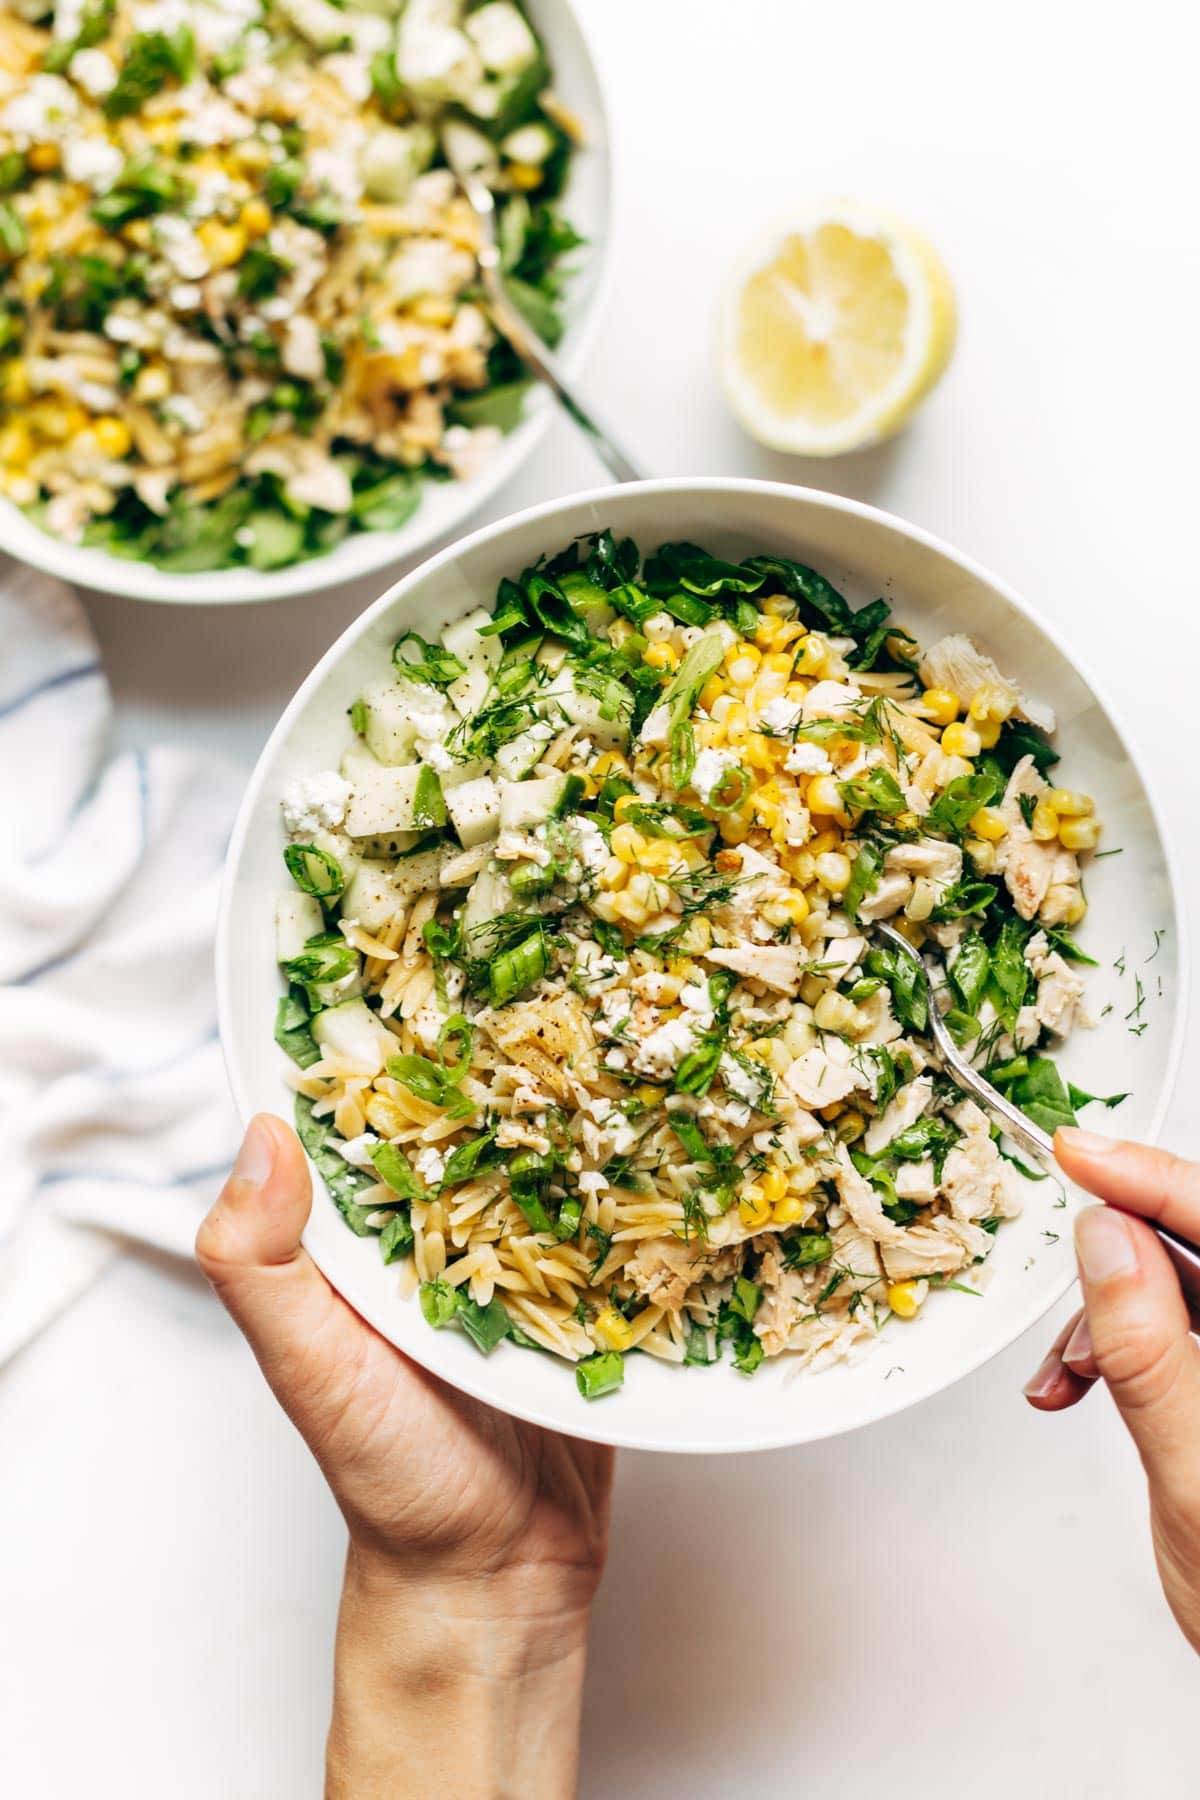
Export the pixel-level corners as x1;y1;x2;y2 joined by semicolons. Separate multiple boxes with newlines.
5;1;1199;1793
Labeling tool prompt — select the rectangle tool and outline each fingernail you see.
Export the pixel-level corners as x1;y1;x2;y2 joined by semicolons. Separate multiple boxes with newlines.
1062;1315;1093;1369
1023;1348;1064;1400
232;1115;276;1189
1075;1205;1137;1283
1057;1126;1117;1156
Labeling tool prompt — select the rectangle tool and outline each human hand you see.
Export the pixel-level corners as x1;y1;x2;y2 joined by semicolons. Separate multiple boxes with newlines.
197;1113;615;1798
1024;1128;1200;1656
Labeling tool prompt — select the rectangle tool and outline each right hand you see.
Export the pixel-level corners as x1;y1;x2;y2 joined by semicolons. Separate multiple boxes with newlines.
1024;1128;1200;1655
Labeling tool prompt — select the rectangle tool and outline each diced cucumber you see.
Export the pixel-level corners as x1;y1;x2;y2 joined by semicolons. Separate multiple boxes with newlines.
438;757;489;791
275;892;325;963
461;862;514;958
312;827;362;880
444;608;502;718
339;863;400;934
545;670;632;749
312;968;364;1010
312;997;393;1076
359;677;435;765
510;858;554;898
391;846;444;907
247;510;306;571
343;753;446;836
498;773;571;832
494;721;555;780
353;830;422;859
446;774;501;847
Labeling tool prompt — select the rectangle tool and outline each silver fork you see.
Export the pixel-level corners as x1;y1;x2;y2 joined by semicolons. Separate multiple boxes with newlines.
870;920;1200;1304
447;156;644;485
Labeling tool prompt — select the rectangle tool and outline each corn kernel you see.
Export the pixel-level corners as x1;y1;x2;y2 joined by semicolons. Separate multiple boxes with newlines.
975;717;1002;750
723;638;761;671
643;641;679;672
792;635;826;676
612;793;639;823
968;684;1014;724
1062;892;1088;926
814;990;856;1032
134;364;170;402
599;856;627;891
738;1186;772;1230
5;359;30;404
591;750;628;780
941;721;982;759
0;420;31;464
760;1167;788;1205
240;197;272;237
718;811;752;845
780;889;810;926
507;160;543;190
921;687;960;726
806;775;844;817
699;674;725;711
1058;816;1101;852
197;218;247;270
678;915;711;952
1031;799;1059;841
904;876;937;922
727;654;760;688
836;1109;866;1144
1046;788;1094;818
887;1280;925;1319
91;415;132;458
594;1305;634;1351
814;851;851;894
609;823;641;862
970;806;1008;842
762;651;794;676
781;847;815;884
27;141;59;172
965;836;997;873
770;1193;809;1226
742;733;776;773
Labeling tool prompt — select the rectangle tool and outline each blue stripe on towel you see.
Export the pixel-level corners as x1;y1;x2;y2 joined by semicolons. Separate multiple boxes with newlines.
0;659;101;722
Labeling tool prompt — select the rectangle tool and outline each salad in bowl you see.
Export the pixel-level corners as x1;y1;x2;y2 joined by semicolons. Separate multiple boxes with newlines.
0;0;599;592
268;522;1118;1402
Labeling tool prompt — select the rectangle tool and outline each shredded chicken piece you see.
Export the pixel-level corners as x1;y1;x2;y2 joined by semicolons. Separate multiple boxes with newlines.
917;633;1056;733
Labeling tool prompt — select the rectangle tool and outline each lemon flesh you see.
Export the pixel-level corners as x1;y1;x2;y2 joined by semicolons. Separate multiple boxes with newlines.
720;205;957;456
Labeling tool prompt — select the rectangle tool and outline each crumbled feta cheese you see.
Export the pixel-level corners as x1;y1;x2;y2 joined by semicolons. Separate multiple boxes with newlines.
419;739;454;772
638;704;670;748
414;1145;446;1185
71;47;117;98
569;814;609;875
386;236;474;304
397;3;483;101
62;135;122;191
283;314;326;382
155;216;210;282
578;1170;608;1199
0;75;78;143
690;746;740;804
784;740;833;777
281;770;352;834
632;1015;698;1081
335;1131;381;1170
679;981;715;1023
757;695;803;735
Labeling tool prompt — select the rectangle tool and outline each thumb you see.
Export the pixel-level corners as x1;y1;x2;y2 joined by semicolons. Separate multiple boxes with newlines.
1071;1201;1200;1500
196;1113;337;1386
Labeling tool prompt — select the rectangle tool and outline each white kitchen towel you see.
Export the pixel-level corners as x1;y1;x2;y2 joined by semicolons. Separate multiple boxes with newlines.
0;557;244;1363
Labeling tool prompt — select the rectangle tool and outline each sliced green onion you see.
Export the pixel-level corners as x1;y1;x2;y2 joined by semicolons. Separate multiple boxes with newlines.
489;929;548;1006
554;1195;583;1241
576;1350;624;1400
284;842;343;898
436;1013;474;1083
706;765;751;814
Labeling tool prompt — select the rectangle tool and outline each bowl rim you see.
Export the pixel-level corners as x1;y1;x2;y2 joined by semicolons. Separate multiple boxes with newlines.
217;475;1190;1453
0;0;614;608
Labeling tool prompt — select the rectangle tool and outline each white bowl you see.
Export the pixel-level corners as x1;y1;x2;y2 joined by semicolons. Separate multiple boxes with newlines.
217;479;1187;1453
0;1;611;607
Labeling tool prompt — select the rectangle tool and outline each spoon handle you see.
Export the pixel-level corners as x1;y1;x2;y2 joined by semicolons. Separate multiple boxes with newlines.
454;168;645;484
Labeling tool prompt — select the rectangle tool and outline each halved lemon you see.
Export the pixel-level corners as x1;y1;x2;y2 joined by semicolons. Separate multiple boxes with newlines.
719;202;957;456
